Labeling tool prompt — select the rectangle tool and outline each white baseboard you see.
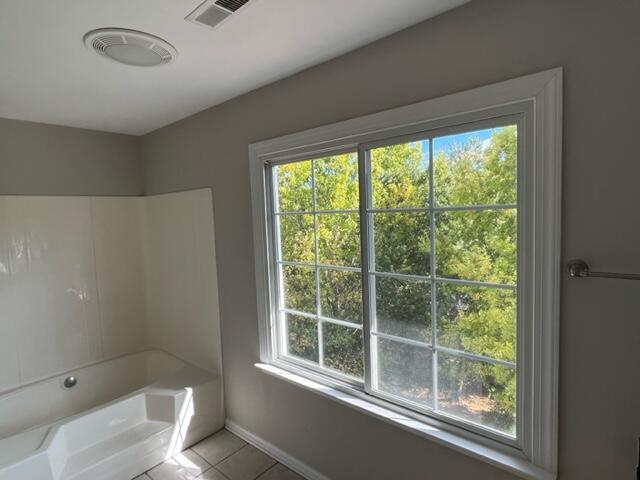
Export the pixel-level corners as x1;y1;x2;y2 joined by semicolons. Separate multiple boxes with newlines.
224;419;331;480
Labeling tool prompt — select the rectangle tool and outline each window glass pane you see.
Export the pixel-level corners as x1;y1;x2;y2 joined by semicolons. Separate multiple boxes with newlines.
433;126;517;207
317;213;360;267
282;265;316;315
437;283;516;362
371;140;429;209
279;214;314;263
322;323;364;378
276;161;312;212
374;276;430;343
315;153;359;211
435;209;516;284
438;352;516;436
285;314;318;363
320;268;362;324
373;212;429;276
376;337;433;407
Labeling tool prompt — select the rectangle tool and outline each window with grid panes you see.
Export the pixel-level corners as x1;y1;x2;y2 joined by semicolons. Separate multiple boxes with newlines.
271;124;518;438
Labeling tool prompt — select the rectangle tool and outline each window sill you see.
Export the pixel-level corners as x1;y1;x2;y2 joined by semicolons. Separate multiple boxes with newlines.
256;362;555;480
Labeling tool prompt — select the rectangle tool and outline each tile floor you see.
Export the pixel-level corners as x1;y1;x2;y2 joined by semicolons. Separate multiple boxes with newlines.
132;429;305;480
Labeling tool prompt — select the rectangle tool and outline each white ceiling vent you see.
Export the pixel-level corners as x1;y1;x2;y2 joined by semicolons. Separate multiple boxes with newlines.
84;28;177;67
186;0;252;30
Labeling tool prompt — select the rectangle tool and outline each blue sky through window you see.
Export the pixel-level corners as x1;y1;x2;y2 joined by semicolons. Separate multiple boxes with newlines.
420;127;504;159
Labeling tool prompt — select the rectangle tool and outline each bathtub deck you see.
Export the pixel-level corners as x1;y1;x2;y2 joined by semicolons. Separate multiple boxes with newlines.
62;420;173;479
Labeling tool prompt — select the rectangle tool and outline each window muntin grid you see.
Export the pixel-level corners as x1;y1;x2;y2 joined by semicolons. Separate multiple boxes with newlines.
274;153;365;382
269;123;519;439
366;127;517;437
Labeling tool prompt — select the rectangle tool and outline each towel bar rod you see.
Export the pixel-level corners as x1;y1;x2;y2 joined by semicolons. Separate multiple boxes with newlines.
567;259;640;281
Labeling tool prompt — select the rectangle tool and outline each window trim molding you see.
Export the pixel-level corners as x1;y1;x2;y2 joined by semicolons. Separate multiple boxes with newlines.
249;68;562;479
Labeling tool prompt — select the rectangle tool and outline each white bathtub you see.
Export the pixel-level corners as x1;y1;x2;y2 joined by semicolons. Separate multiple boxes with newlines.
0;350;224;480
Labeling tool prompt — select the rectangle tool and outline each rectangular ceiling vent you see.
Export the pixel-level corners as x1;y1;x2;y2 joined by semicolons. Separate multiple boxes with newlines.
214;0;250;12
186;0;251;30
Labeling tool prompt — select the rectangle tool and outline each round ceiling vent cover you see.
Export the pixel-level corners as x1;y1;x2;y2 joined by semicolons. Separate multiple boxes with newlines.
84;28;177;67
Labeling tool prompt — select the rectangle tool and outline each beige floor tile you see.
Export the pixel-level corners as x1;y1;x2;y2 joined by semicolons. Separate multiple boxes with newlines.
192;429;247;465
216;445;276;480
196;468;230;479
148;449;211;480
256;463;305;480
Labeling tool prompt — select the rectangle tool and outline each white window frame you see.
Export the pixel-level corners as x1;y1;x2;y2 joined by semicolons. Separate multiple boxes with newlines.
250;68;561;480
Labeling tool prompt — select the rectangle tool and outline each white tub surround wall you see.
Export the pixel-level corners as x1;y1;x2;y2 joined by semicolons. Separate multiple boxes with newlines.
91;197;147;358
0;196;147;392
0;188;222;399
143;189;222;375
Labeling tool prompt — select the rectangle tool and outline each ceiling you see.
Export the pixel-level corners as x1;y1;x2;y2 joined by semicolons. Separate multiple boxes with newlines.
0;0;469;135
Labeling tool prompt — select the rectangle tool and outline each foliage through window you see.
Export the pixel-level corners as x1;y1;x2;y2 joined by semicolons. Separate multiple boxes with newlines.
272;125;518;438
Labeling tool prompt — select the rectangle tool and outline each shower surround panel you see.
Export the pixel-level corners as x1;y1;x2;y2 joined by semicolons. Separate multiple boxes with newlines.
0;189;221;395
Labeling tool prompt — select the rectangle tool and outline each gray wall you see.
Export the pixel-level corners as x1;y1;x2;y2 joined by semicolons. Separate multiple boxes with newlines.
142;1;640;478
0;118;142;195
